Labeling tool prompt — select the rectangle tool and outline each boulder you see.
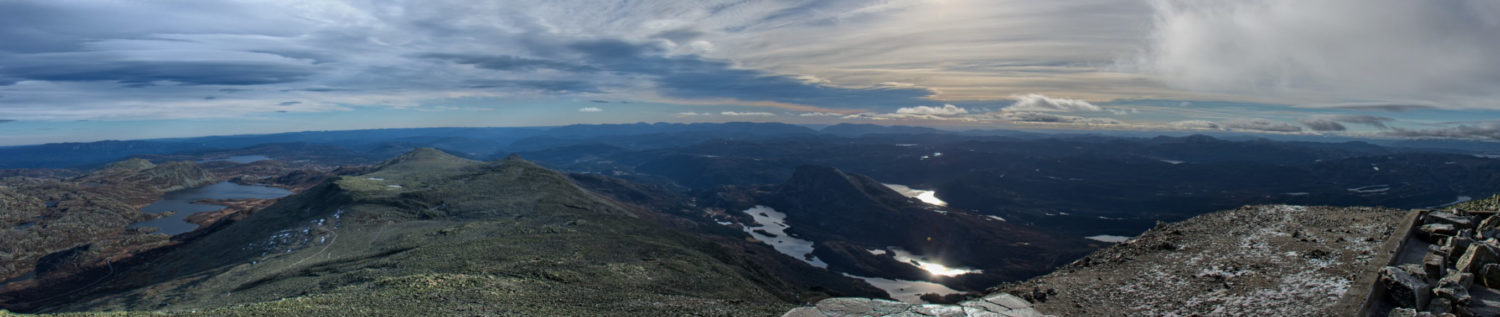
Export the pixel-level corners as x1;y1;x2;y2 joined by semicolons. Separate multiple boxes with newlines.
1424;253;1447;280
1422;224;1459;242
1429;297;1454;315
1480;216;1500;233
1433;271;1473;304
1483;263;1500;288
1381;266;1433;309
1427;212;1475;229
1447;237;1474;260
1457;242;1500;274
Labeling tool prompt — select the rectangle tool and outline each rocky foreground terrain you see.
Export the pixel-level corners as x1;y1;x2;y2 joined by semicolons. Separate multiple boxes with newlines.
1376;204;1500;316
784;204;1413;316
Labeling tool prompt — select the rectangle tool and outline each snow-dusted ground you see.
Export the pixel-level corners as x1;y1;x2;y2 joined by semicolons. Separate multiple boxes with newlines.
1003;204;1404;316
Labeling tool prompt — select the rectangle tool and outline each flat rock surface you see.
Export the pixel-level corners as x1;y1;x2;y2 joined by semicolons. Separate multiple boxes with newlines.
784;293;1048;317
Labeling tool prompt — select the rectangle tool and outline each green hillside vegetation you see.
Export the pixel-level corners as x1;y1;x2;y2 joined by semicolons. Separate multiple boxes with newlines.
14;149;818;316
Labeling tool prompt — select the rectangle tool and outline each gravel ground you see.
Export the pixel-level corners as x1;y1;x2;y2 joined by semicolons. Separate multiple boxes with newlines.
999;205;1406;316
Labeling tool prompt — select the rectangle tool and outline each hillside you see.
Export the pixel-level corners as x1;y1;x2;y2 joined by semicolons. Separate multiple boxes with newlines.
4;149;873;315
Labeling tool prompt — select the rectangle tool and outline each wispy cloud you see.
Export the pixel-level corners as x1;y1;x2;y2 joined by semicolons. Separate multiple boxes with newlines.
1222;118;1304;133
720;111;775;116
1386;121;1500;140
1298;114;1394;131
578;107;603;112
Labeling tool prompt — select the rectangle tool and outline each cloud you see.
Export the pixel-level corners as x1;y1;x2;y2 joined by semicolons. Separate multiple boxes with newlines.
1005;94;1101;112
278;101;302;106
896;104;968;116
1169;120;1220;130
720;111;775;116
1222;118;1303;133
1299;119;1346;132
1299;114;1394;131
798;112;843;117
0;119;13;124
589;100;610;103
990;111;1121;125
464;80;600;93
675;112;711;117
578;107;603;112
421;53;597;72
1299;114;1397;131
1386;121;1500;140
1327;103;1438;112
556;39;938;110
1137;0;1500;108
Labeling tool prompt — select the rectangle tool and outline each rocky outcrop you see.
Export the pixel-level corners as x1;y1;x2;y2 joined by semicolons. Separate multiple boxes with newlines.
1377;207;1500;316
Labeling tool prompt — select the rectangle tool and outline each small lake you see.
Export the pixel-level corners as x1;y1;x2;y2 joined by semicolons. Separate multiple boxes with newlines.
197;155;271;164
127;182;291;235
741;205;827;268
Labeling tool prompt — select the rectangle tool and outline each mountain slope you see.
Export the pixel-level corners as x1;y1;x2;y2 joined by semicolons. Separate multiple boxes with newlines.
6;149;862;315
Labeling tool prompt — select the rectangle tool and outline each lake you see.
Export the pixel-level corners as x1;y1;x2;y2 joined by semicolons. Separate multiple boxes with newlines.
127;182;292;235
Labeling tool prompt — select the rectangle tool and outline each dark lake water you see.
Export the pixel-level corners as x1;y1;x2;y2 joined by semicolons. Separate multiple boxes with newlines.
127;182;291;235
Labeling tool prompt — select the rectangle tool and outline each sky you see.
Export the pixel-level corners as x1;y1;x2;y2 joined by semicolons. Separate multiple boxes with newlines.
1;0;1499;145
